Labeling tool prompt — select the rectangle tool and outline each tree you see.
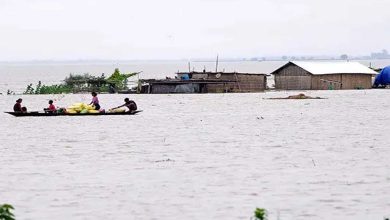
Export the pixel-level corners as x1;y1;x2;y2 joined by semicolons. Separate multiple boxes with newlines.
340;54;348;60
107;68;139;91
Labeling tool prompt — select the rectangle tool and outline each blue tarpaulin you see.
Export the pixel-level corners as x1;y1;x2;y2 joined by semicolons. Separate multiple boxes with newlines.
374;66;390;86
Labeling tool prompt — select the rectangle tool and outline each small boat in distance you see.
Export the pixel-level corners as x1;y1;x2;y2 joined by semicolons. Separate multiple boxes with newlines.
4;110;142;117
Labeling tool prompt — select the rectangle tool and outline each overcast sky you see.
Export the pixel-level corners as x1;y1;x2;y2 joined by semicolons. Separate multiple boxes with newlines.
0;0;389;60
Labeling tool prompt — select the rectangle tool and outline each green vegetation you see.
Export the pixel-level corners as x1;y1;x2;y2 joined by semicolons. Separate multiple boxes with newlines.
23;68;139;94
64;73;104;87
253;208;267;220
24;81;72;94
63;73;106;93
0;204;15;220
107;68;138;91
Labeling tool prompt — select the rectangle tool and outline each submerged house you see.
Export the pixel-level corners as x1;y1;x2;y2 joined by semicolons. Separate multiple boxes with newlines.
271;61;378;90
140;71;267;94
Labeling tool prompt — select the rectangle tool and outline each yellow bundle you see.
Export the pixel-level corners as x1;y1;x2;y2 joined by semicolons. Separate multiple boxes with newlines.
109;108;125;113
66;109;77;114
88;110;100;114
86;105;95;110
67;103;96;114
72;103;84;107
80;109;89;114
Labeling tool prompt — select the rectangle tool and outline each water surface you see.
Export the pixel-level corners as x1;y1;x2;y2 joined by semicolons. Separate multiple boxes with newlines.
1;90;390;220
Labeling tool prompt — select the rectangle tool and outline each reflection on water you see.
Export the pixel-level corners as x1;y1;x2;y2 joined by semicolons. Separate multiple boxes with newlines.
1;90;390;220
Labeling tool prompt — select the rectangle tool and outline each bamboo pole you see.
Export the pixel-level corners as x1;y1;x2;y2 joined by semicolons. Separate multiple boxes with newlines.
215;54;219;73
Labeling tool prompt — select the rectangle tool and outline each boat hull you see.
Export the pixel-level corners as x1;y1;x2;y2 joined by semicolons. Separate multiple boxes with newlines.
4;110;142;117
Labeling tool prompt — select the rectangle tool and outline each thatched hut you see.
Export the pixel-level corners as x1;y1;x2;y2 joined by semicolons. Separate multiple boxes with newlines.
271;61;378;90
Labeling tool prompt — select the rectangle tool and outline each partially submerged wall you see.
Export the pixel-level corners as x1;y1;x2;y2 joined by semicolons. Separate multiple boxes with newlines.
273;63;374;90
206;74;266;92
151;84;200;93
237;74;266;92
274;64;312;90
311;74;342;90
311;74;372;90
341;74;373;89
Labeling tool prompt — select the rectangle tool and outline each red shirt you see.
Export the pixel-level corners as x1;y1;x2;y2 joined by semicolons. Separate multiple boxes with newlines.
48;104;56;111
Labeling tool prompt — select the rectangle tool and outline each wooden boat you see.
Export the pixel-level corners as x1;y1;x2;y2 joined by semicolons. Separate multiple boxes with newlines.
4;110;142;117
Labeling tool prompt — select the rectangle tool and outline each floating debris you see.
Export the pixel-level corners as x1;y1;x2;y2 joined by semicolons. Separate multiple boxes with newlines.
266;93;326;100
154;158;175;163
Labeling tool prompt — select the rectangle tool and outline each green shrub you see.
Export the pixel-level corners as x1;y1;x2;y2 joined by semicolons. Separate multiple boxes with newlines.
23;81;72;94
23;69;139;94
253;208;267;220
0;204;15;220
107;68;139;91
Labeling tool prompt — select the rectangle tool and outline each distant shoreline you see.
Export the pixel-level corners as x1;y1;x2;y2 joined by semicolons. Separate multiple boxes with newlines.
1;58;390;64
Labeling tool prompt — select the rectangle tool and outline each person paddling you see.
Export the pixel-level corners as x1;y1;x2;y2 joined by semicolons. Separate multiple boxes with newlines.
13;98;27;112
90;92;101;110
111;98;137;112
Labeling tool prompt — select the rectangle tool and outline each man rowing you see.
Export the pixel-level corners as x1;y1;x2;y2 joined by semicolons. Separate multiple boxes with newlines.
111;98;137;112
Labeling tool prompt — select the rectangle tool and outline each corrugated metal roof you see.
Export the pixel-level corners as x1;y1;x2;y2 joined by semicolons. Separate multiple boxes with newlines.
276;61;378;75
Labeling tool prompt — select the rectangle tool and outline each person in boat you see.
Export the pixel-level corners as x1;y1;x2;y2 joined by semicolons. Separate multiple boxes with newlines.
111;98;137;112
44;100;57;112
13;98;27;112
90;92;101;110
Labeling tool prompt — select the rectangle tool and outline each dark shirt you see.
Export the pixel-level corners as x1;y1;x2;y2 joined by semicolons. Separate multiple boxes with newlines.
125;101;137;111
14;103;22;112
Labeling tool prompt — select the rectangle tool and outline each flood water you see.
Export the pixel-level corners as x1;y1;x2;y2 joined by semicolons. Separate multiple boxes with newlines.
1;61;390;220
0;59;389;94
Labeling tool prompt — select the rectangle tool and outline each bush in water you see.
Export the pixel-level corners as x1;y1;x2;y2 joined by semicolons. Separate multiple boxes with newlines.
253;208;267;220
22;69;139;94
23;81;72;94
0;204;15;220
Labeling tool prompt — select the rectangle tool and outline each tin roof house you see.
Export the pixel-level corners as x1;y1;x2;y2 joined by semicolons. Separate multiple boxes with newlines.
271;61;378;90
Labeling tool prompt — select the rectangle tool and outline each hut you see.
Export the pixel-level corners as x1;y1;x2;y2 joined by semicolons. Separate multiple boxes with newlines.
271;61;378;90
140;71;267;94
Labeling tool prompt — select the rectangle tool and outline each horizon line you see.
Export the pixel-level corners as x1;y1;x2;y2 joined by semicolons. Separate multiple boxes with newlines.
0;55;387;63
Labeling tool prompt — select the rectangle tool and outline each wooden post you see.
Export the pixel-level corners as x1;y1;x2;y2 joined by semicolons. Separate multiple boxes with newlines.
215;54;219;73
137;73;140;93
234;73;242;92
